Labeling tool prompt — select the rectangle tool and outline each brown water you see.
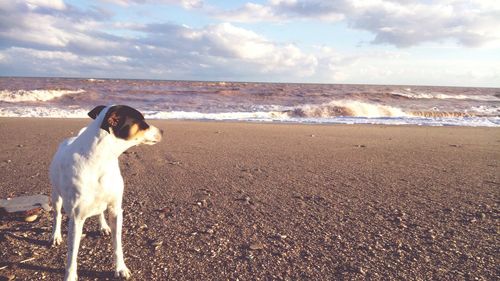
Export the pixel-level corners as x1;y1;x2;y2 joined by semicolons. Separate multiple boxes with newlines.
0;77;499;126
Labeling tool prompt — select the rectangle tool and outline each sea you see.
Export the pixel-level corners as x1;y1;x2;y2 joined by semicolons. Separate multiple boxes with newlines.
1;77;499;127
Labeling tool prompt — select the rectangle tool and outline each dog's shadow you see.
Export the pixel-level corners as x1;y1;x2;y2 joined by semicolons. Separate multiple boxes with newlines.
1;226;117;280
2;262;115;279
9;233;48;247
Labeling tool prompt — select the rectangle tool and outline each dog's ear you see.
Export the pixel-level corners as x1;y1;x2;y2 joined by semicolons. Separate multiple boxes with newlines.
105;111;121;130
100;105;145;137
88;105;106;119
101;106;123;133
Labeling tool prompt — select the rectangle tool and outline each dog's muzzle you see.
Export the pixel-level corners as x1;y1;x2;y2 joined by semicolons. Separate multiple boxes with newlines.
143;126;163;145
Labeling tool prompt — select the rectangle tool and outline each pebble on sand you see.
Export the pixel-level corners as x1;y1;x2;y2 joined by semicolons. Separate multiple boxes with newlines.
24;214;38;222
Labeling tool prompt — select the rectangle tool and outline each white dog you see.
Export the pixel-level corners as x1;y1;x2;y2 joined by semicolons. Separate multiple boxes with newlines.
49;105;162;281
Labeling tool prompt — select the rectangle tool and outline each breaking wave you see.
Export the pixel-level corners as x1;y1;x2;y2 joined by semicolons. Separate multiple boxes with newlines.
0;89;85;102
284;100;408;118
391;91;499;101
281;100;500;118
0;106;88;118
1;104;498;127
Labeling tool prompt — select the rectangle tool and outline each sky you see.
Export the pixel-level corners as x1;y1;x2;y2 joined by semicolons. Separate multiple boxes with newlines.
0;0;499;87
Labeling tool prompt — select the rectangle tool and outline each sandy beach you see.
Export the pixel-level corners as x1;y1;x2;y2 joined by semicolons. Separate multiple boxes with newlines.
0;118;498;280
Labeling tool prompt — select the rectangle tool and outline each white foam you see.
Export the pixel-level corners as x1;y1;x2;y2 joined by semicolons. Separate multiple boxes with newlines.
0;89;85;102
0;106;88;118
393;91;499;101
289;100;409;118
1;106;498;127
145;110;289;121
470;105;500;116
292;116;500;127
144;109;500;127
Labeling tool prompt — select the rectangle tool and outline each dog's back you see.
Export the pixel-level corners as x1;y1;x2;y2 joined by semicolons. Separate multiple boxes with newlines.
49;123;122;218
49;126;92;208
49;135;77;192
49;126;88;183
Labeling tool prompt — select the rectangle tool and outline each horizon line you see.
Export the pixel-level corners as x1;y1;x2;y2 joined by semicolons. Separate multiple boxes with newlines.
1;75;499;89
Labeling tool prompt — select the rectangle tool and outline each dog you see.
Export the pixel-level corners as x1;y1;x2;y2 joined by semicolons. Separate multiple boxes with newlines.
49;105;162;281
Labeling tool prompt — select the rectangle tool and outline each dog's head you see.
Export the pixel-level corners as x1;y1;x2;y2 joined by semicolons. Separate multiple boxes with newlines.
88;105;162;145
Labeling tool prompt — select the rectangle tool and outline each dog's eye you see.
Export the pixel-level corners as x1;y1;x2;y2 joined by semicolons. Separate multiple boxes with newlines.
116;125;130;139
139;121;150;130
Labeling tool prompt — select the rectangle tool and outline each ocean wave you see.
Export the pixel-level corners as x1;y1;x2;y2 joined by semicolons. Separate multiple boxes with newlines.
0;89;85;102
0;105;498;127
391;91;499;101
0;106;288;121
0;106;88;118
282;100;500;118
284;100;408;118
470;105;500;116
145;110;288;121
143;108;500;127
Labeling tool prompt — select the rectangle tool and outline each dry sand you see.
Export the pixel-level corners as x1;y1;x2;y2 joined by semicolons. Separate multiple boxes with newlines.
0;118;498;280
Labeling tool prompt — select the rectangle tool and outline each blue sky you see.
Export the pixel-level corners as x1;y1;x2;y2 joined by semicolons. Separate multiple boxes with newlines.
0;0;499;87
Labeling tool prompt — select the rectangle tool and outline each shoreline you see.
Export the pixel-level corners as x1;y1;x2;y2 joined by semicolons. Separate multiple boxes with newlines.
1;116;499;128
0;118;498;280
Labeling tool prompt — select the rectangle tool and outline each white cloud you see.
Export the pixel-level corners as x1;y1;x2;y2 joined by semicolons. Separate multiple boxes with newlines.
348;0;500;47
214;3;282;23
25;0;66;10
215;0;345;23
101;0;203;9
0;47;139;79
0;0;498;86
0;1;117;51
322;52;500;87
213;0;500;48
0;0;323;82
136;22;319;79
0;14;70;47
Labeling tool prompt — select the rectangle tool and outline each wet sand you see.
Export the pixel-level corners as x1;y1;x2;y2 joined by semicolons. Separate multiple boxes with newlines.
0;118;498;280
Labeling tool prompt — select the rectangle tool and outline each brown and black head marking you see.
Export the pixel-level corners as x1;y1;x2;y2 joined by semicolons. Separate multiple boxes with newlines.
88;105;150;140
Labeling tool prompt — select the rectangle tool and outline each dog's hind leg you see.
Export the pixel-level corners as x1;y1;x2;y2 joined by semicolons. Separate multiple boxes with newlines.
109;206;131;279
99;212;111;235
64;215;85;281
50;191;63;247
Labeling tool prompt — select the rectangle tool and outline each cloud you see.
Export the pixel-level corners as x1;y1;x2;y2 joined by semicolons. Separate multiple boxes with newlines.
19;0;67;10
1;0;497;86
0;1;323;81
348;0;500;47
0;47;134;78
0;0;115;51
213;0;500;47
124;22;319;79
341;55;500;87
214;0;345;23
101;0;203;9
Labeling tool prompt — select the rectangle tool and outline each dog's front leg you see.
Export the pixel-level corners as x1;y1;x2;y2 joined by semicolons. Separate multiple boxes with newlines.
99;212;111;235
65;216;85;281
50;192;63;246
109;206;131;279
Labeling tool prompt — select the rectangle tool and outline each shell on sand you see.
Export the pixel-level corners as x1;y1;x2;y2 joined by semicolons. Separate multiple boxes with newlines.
24;214;38;222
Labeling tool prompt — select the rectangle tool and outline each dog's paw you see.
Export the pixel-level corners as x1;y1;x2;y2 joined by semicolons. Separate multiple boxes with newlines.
63;271;77;281
50;235;63;247
115;266;131;279
100;225;112;236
